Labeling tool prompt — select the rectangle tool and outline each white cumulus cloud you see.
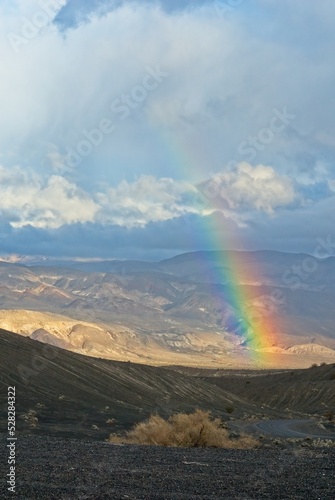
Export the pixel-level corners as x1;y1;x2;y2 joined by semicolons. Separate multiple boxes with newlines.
0;167;202;229
97;175;200;228
199;163;298;214
0;166;98;228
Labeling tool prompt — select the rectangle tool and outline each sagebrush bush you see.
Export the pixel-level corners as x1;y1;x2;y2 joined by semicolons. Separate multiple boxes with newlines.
109;409;258;449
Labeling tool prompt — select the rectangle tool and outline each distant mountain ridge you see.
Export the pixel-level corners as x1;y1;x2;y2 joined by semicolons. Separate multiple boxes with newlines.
0;249;334;368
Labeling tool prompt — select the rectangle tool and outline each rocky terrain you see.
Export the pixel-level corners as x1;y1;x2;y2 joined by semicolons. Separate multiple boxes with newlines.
0;249;334;500
1;435;334;499
1;328;335;499
4;309;334;369
0;249;334;368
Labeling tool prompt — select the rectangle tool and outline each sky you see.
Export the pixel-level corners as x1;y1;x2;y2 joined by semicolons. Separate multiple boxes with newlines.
0;0;334;260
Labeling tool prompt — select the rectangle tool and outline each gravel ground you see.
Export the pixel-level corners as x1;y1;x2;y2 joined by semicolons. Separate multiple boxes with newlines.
1;435;335;499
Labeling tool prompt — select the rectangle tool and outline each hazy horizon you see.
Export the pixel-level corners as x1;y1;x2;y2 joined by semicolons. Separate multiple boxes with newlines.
1;246;335;264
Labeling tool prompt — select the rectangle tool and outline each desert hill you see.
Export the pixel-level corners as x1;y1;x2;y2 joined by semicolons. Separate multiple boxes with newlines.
0;249;334;368
1;329;334;441
202;362;335;415
0;328;260;439
0;309;335;369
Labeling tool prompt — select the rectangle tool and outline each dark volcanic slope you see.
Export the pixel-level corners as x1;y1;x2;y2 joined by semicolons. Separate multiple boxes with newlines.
0;329;258;440
1;435;334;499
203;364;335;415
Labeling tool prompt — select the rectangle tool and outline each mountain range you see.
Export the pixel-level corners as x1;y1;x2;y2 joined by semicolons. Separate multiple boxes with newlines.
0;250;334;368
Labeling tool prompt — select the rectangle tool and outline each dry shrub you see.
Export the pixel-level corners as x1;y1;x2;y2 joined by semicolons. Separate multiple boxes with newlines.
20;409;39;428
109;409;258;449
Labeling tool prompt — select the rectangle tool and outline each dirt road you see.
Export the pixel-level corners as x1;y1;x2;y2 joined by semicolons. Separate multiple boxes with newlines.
231;419;335;440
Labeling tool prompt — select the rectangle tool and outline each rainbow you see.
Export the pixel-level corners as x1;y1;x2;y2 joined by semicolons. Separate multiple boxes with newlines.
199;213;279;363
160;130;280;363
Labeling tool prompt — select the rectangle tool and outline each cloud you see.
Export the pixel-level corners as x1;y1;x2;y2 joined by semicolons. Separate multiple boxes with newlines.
46;144;71;173
55;0;213;29
4;159;329;234
2;198;334;261
0;166;203;229
199;163;298;214
0;166;98;229
97;176;200;227
0;1;334;258
1;0;334;184
0;212;240;260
